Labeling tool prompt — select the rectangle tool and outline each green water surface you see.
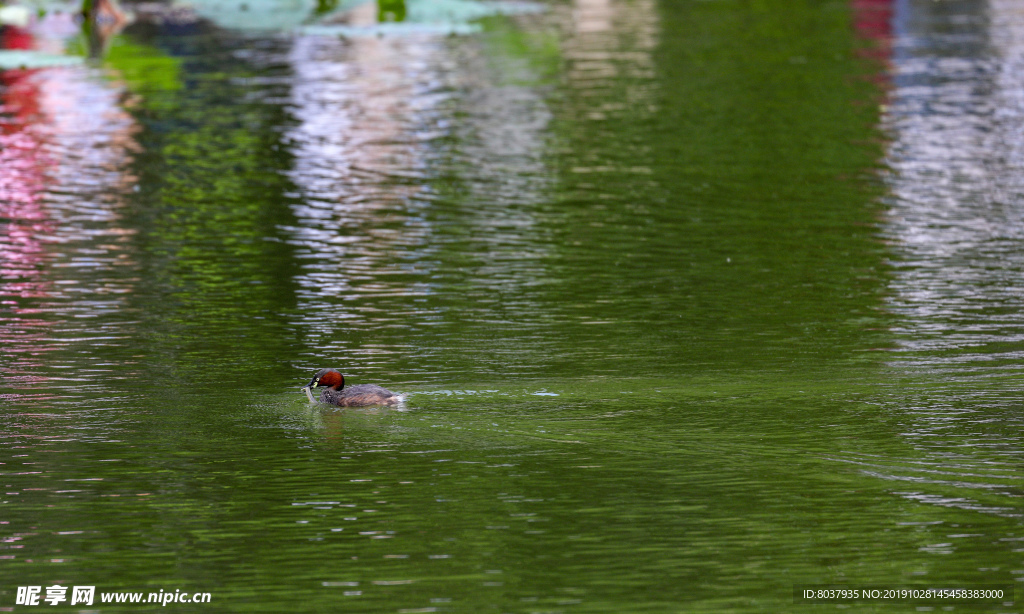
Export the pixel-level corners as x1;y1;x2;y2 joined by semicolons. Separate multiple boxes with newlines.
1;0;1021;612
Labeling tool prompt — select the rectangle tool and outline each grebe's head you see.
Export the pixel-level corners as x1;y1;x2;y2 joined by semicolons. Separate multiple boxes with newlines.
302;368;345;391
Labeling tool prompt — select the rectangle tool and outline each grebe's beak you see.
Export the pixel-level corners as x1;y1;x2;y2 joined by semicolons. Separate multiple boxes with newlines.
300;374;321;403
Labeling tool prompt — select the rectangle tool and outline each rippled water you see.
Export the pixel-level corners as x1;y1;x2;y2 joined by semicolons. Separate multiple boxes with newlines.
880;0;1024;523
1;0;1023;611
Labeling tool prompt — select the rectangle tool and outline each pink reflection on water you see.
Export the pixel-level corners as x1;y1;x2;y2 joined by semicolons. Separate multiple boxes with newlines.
1;40;139;401
849;0;892;131
851;0;893;66
1;25;49;220
0;26;60;396
0;20;139;399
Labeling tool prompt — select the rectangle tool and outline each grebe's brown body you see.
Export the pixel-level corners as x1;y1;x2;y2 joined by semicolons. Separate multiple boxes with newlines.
301;369;400;407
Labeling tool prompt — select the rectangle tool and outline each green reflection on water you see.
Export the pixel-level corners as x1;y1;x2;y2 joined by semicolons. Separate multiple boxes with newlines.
2;0;1021;613
103;37;182;94
117;40;303;389
541;0;890;377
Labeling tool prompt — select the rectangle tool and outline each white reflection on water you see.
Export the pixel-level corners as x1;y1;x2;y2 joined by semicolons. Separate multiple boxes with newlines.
885;0;1024;364
283;29;453;360
282;1;659;372
879;0;1024;516
282;14;553;363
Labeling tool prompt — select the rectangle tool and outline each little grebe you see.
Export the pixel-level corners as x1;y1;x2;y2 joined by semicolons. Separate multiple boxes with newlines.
300;368;400;407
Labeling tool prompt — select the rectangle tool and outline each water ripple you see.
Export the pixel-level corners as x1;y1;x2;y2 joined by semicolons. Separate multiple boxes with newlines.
0;64;138;401
885;2;1024;380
